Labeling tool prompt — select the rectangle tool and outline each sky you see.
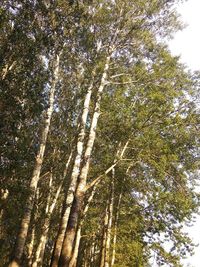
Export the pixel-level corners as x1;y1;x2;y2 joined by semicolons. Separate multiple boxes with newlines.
168;0;200;266
169;0;200;71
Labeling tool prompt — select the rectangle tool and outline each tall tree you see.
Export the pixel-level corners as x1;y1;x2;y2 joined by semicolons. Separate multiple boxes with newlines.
1;1;200;267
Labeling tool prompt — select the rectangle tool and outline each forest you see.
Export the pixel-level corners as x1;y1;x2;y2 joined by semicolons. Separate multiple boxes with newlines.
0;0;200;267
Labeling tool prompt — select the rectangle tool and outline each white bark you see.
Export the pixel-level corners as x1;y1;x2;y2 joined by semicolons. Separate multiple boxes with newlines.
59;56;111;267
50;76;95;267
9;53;60;267
32;175;62;267
100;204;109;267
104;169;114;267
79;55;110;190
111;191;122;267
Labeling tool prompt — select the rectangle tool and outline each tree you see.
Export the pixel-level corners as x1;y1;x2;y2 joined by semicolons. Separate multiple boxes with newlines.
0;1;199;267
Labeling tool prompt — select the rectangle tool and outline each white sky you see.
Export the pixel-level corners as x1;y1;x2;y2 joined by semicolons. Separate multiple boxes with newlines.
169;0;200;71
169;0;200;266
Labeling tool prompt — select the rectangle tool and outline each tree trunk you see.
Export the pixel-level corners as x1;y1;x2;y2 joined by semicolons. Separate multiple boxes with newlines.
32;175;62;267
0;189;9;238
83;245;89;267
8;53;60;267
68;186;97;267
50;77;95;267
68;227;81;267
111;191;122;267
99;205;109;267
90;239;96;267
58;55;111;267
27;189;39;267
104;170;114;267
27;226;35;267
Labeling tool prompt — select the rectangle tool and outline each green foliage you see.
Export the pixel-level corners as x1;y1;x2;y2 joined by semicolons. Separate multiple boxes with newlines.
1;0;199;266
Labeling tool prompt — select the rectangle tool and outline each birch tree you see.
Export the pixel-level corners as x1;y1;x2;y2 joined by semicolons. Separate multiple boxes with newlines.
1;1;200;266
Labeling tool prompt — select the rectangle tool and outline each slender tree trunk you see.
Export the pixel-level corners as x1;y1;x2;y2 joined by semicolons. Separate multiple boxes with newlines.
83;245;89;267
27;189;39;267
27;226;35;267
68;185;97;267
59;141;128;267
90;239;96;267
110;191;122;267
58;55;111;267
50;76;95;267
0;189;9;238
104;170;114;267
8;53;60;267
32;175;62;267
32;174;53;267
68;227;81;267
99;205;109;267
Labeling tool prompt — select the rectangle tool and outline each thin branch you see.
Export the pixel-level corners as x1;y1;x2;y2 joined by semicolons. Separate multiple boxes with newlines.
85;161;120;191
110;73;131;79
107;80;138;85
85;139;130;191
